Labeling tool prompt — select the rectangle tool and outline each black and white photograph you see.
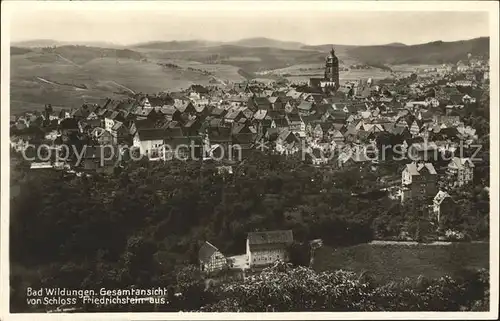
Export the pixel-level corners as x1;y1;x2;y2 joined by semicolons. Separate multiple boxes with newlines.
1;0;498;318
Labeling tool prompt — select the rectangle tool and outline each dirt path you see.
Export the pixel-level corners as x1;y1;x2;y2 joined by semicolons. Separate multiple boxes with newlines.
107;80;135;94
36;77;58;86
56;54;82;68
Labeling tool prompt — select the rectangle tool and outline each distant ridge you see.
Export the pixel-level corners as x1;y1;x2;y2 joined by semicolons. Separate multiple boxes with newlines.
12;39;63;48
347;36;489;65
384;42;407;47
227;37;306;50
12;39;125;49
131;38;306;50
131;40;221;50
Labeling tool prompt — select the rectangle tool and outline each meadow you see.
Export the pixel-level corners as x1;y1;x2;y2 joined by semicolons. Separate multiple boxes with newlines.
10;51;220;112
313;242;489;282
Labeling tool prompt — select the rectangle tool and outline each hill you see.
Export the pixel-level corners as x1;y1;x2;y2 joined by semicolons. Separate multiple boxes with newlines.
228;37;306;50
132;38;307;51
132;40;221;51
10;46;247;112
384;42;407;47
347;37;489;65
9;36;490;112
10;52;211;112
12;39;125;48
11;39;64;48
140;45;331;73
11;47;33;55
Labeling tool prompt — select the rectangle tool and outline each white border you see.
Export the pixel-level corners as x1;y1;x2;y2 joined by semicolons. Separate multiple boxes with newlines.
1;1;498;320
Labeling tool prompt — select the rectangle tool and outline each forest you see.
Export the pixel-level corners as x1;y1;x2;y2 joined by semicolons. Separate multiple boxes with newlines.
9;147;489;312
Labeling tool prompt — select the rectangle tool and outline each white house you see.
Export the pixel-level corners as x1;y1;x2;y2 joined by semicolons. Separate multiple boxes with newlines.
133;129;165;158
246;230;293;268
447;157;474;186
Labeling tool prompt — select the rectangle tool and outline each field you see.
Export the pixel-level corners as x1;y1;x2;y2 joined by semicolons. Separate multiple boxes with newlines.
313;242;489;282
9;36;489;113
10;50;227;112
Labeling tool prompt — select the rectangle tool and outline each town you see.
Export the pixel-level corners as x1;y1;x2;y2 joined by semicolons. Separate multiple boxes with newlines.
9;47;491;312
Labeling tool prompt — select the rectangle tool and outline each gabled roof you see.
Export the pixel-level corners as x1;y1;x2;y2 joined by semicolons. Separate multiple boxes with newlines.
297;101;314;111
268;96;279;104
211;107;226;117
184;117;200;129
287;112;302;122
434;191;452;205
247;230;293;245
448;157;475;169
159;105;179;116
231;123;248;135
225;109;242;120
253;97;271;109
111;121;124;131
405;162;437;176
136;128;166;141
134;119;156;130
253;109;268;120
198;241;221;263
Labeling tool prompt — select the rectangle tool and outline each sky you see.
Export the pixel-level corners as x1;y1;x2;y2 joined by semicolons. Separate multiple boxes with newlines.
7;2;491;46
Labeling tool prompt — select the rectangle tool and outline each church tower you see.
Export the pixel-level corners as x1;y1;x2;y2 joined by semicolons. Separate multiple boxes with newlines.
324;47;340;90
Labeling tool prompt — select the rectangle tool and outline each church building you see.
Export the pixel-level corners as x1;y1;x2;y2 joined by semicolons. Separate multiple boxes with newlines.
309;47;340;92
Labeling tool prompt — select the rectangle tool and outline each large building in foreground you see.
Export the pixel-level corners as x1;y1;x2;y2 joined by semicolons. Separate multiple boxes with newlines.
310;47;340;92
246;230;294;268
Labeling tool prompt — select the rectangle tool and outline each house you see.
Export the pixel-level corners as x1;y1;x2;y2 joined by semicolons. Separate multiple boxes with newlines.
104;110;124;132
306;148;330;165
401;162;438;202
433;191;457;224
80;145;117;171
211;107;227;118
110;121;130;145
224;109;244;124
297;101;315;115
198;241;228;274
445;104;465;116
330;129;345;143
132;129;166;158
205;127;232;159
91;127;113;145
286;112;305;137
275;129;300;155
462;94;477;104
455;80;477;88
59;118;79;137
447;157;474;187
174;100;197;115
246;230;293;268
271;118;289;130
425;97;440;108
183;117;203;136
159;105;183;122
248;97;271;111
268;96;284;111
